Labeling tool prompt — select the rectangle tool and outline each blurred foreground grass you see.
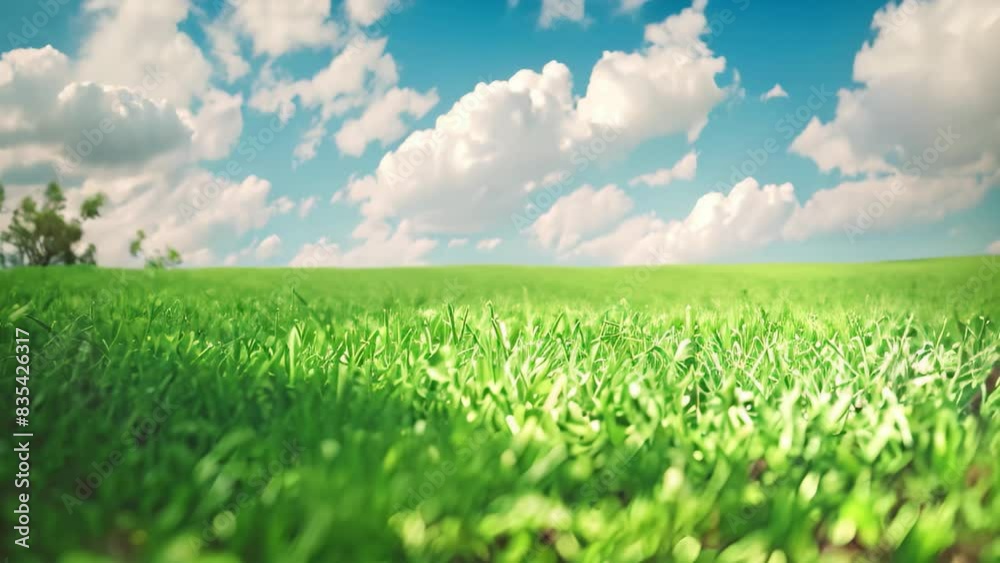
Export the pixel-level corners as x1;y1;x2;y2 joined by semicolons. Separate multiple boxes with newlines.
1;257;998;562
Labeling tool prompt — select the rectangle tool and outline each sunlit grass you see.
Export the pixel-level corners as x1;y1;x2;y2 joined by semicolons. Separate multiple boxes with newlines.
1;257;998;562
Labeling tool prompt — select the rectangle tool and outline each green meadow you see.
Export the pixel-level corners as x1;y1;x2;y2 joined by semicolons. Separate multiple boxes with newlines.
1;257;998;562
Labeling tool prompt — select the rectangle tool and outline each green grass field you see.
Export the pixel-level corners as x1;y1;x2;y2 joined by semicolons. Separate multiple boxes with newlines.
2;257;999;562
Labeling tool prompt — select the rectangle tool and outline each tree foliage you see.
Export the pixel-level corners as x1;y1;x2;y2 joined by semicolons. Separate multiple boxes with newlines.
129;229;182;269
0;181;106;267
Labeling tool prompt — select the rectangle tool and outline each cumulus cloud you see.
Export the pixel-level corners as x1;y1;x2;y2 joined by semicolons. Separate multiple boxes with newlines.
181;89;244;161
290;221;436;267
227;0;339;57
334;87;439;157
760;83;788;102
250;38;397;123
255;234;282;260
77;171;286;266
0;3;294;269
529;184;633;253
346;61;585;234
447;238;468;248
782;0;1000;240
345;0;397;26
574;178;799;265
0;46;196;176
223;233;282;265
77;0;213;108
204;19;250;83
577;0;729;146
345;0;731;239
783;173;989;241
9;154;289;267
988;240;1000;255
292;119;328;167
249;38;428;164
476;238;503;251
628;150;698;187
789;0;1000;178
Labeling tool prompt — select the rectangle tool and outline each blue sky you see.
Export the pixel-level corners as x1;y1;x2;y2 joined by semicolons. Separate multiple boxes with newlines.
1;0;997;267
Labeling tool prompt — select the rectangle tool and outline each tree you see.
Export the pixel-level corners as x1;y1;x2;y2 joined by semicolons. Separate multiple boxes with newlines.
129;229;182;269
0;181;106;267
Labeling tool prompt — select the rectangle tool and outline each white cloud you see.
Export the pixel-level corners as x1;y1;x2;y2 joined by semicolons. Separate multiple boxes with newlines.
447;238;468;248
987;240;1000;255
345;0;731;238
181;88;244;161
255;234;282;260
476;238;503;251
346;61;584;234
529;184;633;252
184;248;217;267
77;0;213;108
334;87;439;157
789;0;1000;178
0;47;195;175
577;0;728;146
227;0;339;57
222;233;282;265
204;19;250;83
783;173;990;241
345;0;396;26
628;150;698;187
540;0;585;28
574;178;799;265
618;0;649;13
0;5;291;269
292;119;328;167
220;234;281;266
298;196;318;218
271;196;296;215
250;38;397;122
760;83;788;102
250;38;400;163
290;221;436;267
782;0;1000;237
74;171;285;266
